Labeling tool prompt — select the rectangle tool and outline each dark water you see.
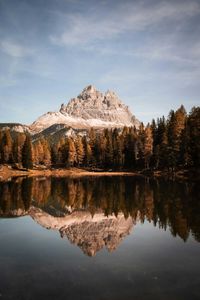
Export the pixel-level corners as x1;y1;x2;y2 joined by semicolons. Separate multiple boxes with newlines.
0;176;200;300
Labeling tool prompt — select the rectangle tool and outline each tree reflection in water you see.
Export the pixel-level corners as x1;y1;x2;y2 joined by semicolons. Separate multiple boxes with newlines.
0;176;199;256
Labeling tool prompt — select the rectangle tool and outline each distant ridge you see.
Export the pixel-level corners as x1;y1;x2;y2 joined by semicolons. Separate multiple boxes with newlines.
0;123;29;133
0;86;140;137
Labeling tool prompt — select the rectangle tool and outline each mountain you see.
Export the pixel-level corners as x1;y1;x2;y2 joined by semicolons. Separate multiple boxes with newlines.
30;85;140;134
29;206;134;256
0;86;140;137
61;214;133;256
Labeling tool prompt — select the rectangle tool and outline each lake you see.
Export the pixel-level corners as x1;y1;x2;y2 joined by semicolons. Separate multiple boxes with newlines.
0;176;200;300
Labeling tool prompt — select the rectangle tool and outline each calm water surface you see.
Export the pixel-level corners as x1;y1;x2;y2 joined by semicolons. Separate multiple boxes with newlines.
0;176;200;300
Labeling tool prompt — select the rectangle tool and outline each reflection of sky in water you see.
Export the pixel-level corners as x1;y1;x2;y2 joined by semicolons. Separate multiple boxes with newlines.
0;215;199;300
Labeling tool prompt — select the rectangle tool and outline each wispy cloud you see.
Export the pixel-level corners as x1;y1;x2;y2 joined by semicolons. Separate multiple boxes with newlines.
0;40;33;57
51;1;200;46
0;0;199;124
99;64;200;88
0;38;57;82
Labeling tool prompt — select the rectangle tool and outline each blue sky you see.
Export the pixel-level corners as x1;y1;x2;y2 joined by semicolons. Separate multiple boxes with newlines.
0;0;200;125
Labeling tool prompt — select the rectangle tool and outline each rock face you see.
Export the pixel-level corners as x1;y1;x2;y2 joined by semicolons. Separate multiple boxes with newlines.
30;85;140;134
61;216;133;256
61;85;135;123
29;207;134;256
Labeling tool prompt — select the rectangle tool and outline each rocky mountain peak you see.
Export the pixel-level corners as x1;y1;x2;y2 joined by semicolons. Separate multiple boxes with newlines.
59;85;135;122
79;84;98;96
76;85;102;102
30;85;140;134
28;207;134;257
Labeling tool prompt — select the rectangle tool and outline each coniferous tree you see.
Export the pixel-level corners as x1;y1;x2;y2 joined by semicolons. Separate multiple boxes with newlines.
41;138;51;166
144;124;153;169
112;128;123;169
137;123;145;168
0;104;199;173
94;134;106;168
124;128;137;169
179;119;191;167
82;136;92;167
57;137;66;165
13;133;26;165
50;144;57;165
33;140;43;165
1;129;13;163
156;117;168;169
167;110;177;171
22;135;33;169
104;129;113;169
167;106;186;170
88;128;96;167
159;128;168;169
151;119;158;168
76;136;84;167
187;107;200;168
67;138;76;167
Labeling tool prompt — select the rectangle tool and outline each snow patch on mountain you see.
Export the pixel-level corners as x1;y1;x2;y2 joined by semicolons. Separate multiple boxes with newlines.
30;85;140;134
0;123;30;134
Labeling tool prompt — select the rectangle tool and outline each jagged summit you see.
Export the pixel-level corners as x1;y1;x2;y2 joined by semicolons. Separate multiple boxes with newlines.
29;207;134;257
60;85;130;119
78;84;99;98
30;86;140;134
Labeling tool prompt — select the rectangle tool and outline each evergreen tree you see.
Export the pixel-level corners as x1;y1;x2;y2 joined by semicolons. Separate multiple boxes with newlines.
104;129;113;169
94;134;106;168
88;128;96;167
112;128;123;169
50;145;57;165
144;124;153;169
151;118;157;168
82;136;92;167
56;138;66;165
22;135;33;169
137;123;145;168
167;106;186;170
41;138;51;166
33;140;43;165
159;128;169;169
1;129;13;163
67;138;76;167
179;119;191;167
124;128;137;169
13;133;25;165
167;110;177;170
187;107;200;168
155;117;168;169
76;136;84;167
0;104;198;173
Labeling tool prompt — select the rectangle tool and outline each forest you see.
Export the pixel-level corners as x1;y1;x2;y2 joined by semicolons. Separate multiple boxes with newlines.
0;105;199;173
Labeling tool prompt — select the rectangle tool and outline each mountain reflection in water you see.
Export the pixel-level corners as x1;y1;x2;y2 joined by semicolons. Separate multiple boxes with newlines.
0;176;199;256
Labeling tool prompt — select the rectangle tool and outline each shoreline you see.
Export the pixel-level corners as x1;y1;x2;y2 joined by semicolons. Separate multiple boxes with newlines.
0;165;139;181
0;165;198;182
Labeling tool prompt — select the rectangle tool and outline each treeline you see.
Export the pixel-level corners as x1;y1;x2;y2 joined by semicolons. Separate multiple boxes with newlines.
0;105;199;171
